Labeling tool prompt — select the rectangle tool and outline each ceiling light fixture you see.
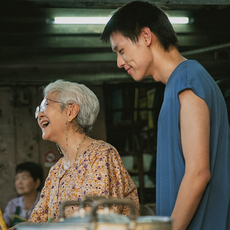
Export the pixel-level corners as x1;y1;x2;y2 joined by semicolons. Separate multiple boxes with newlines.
49;16;189;25
53;17;111;24
169;17;189;24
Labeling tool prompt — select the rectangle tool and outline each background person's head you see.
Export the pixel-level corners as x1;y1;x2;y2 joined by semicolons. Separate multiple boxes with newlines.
15;162;44;195
101;1;178;51
42;79;100;134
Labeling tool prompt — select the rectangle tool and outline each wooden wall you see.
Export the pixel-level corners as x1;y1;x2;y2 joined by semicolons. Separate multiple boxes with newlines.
0;84;106;211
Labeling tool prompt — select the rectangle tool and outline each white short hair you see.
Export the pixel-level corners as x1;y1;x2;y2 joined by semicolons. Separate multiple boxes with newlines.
43;79;100;134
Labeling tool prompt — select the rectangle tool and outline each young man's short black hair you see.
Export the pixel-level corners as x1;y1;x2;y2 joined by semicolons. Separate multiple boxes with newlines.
16;161;44;191
101;1;178;51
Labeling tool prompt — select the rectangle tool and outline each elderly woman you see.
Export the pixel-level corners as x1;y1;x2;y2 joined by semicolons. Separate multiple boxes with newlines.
29;79;139;223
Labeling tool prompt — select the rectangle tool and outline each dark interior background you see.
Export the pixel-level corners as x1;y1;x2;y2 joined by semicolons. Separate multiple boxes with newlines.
1;0;230;85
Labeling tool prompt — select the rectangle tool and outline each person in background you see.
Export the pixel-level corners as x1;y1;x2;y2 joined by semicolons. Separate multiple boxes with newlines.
3;162;43;227
25;79;139;223
101;1;230;229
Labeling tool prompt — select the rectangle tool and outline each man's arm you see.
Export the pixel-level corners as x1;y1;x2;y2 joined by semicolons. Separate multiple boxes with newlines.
171;89;211;230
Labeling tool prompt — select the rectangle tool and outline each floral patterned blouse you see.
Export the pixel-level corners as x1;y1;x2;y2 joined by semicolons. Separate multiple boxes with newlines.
29;140;139;222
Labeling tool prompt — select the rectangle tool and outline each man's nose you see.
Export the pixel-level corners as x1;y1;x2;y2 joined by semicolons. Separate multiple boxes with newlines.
15;178;22;184
117;55;126;68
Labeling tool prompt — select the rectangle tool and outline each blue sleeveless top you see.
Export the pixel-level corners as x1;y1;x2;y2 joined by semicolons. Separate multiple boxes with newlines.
156;60;230;229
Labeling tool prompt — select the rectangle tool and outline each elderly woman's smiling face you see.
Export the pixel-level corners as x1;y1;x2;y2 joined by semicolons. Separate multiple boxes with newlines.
37;91;66;142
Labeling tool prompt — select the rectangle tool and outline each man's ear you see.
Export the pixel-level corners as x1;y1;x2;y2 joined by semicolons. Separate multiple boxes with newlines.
67;103;79;122
141;27;155;47
35;178;41;190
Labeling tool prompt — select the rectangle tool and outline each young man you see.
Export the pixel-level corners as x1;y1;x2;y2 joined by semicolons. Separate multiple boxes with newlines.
101;1;230;229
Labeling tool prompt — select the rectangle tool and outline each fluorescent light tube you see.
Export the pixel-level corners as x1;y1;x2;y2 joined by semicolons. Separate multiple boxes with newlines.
169;17;189;24
51;16;189;25
54;17;111;24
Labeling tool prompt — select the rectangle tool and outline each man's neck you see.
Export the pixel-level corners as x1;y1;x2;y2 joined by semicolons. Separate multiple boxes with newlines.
23;191;38;211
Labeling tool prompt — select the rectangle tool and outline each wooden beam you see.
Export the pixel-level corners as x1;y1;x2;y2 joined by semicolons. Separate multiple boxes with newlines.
21;0;230;9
